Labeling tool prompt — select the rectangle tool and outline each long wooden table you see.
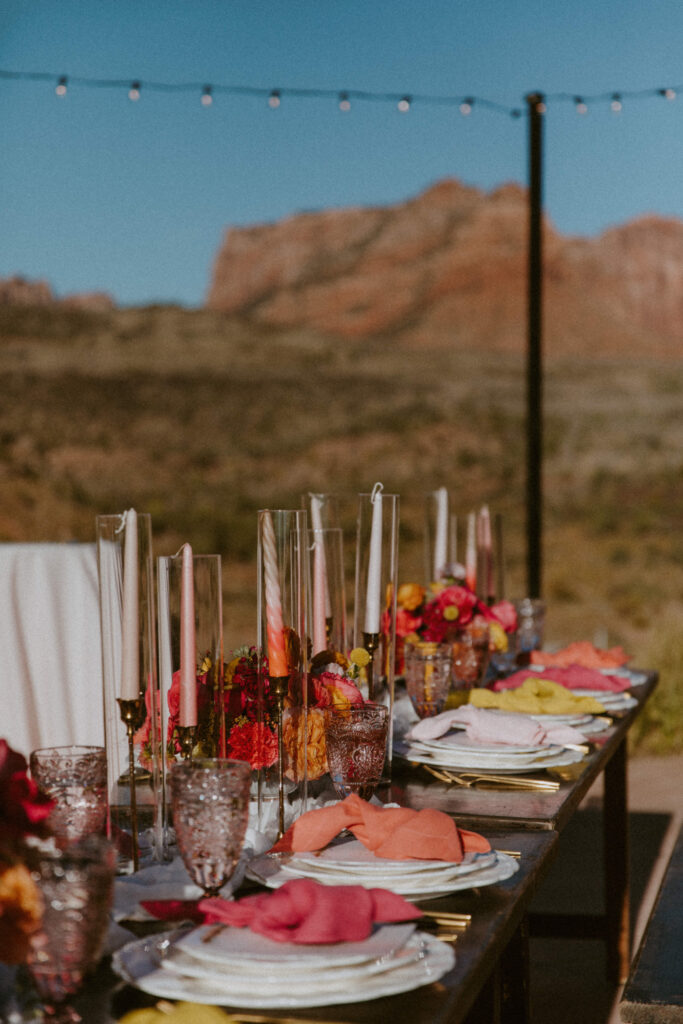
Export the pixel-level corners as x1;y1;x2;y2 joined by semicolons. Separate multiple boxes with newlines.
72;830;559;1024
391;671;659;986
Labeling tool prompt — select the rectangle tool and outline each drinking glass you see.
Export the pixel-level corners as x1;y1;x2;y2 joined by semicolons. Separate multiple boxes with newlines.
514;598;547;657
29;746;108;849
404;641;452;717
451;617;491;691
24;835;116;1023
324;703;389;800
168;758;251;898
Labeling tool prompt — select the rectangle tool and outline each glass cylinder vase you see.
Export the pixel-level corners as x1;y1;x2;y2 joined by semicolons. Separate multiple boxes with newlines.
255;508;310;839
96;511;160;874
309;526;348;660
353;484;399;777
423;487;461;585
157;550;224;855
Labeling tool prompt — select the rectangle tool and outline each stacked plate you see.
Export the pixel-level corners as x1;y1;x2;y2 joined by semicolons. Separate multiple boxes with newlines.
248;838;519;900
396;733;585;775
567;690;637;713
113;921;455;1008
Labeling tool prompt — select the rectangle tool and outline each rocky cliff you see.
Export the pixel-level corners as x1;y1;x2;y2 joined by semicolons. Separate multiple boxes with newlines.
207;179;683;357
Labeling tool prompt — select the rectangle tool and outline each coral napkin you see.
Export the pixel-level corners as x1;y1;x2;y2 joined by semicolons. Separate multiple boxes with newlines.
470;678;605;715
198;877;418;944
495;665;630;693
406;703;588;748
270;793;490;862
529;641;629;670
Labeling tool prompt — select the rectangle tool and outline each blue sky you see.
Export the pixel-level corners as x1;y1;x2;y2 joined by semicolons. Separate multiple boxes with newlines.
1;0;682;307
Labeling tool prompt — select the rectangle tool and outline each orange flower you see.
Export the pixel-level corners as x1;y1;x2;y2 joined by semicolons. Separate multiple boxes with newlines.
0;861;43;964
397;583;426;612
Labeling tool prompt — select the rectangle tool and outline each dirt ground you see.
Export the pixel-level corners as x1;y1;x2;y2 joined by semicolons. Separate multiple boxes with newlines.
529;754;683;1023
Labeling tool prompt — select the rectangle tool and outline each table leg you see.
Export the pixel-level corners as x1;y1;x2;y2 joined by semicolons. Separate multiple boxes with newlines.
499;917;531;1023
603;736;630;984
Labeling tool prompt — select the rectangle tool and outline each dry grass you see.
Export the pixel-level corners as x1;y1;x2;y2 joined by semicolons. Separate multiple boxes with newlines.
1;303;681;752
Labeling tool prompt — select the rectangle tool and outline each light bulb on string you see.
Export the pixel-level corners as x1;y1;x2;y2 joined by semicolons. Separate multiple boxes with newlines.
611;93;622;113
128;80;141;102
201;85;213;107
55;75;67;97
459;97;473;116
268;89;281;109
397;95;411;113
338;91;351;112
574;96;588;115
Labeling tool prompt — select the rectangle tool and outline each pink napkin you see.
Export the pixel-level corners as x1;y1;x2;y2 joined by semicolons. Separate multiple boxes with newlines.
493;665;630;693
406;703;587;748
140;898;205;923
198;878;419;944
270;793;490;862
529;641;628;670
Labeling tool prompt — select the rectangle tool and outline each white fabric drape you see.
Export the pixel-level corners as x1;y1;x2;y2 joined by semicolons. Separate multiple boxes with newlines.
0;543;104;758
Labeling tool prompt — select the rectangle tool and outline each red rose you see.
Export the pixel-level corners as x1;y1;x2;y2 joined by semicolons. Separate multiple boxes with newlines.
0;740;54;847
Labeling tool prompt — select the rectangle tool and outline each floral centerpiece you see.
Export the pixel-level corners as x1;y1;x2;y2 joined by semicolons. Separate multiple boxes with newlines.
223;644;369;783
393;581;517;681
0;740;54;964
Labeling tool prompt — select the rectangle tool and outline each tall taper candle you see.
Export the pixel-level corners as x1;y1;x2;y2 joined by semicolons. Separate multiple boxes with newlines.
465;511;477;593
262;511;289;677
364;483;383;634
179;543;197;727
120;508;139;700
433;487;449;582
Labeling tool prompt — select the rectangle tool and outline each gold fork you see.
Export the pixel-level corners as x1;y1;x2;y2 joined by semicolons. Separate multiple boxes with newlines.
423;764;559;791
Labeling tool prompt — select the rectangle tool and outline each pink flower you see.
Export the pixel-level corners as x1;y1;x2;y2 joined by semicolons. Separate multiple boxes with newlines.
421;585;478;641
311;671;364;709
482;599;518;633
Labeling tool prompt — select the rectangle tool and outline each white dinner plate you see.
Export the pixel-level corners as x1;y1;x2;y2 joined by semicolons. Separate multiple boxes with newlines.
405;738;564;767
113;930;455;1008
176;920;415;968
415;733;550;756
395;740;585;774
248;850;519;899
568;691;637;711
283;841;497;877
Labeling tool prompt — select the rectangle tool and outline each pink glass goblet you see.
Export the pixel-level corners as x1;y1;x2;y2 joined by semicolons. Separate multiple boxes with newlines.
168;758;251;898
29;746;108;849
324;702;389;801
24;835;116;1024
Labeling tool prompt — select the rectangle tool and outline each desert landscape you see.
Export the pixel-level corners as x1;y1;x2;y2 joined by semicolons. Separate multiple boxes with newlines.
2;178;682;753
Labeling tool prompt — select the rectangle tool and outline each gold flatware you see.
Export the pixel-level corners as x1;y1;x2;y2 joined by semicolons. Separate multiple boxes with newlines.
422;910;472;925
433;768;559;791
495;849;522;859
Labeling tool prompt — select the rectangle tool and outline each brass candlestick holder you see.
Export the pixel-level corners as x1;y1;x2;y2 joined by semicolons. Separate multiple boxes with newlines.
270;674;290;839
362;631;381;701
117;696;146;873
176;725;197;761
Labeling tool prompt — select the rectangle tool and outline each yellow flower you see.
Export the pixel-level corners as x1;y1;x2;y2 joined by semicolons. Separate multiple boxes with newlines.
443;605;460;622
488;622;508;652
0;861;43;964
397;583;425;612
349;647;370;669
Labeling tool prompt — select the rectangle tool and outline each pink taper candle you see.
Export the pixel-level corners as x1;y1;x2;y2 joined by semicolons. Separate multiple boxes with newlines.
262;511;289;677
465;511;477;593
179;543;197;727
120;508;139;700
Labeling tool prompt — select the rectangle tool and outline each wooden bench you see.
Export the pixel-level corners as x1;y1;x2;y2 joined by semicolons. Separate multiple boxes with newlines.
620;821;683;1022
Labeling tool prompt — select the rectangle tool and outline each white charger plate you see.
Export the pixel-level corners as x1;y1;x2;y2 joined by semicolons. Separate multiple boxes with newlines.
112;930;455;1008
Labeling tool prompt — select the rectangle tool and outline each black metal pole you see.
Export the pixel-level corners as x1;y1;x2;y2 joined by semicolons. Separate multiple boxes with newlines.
525;92;544;599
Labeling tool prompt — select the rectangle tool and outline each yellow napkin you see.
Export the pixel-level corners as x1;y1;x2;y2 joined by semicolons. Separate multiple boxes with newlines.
470;677;605;715
119;1003;234;1023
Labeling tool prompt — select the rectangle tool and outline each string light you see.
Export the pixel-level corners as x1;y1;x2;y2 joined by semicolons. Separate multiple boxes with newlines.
1;68;682;119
